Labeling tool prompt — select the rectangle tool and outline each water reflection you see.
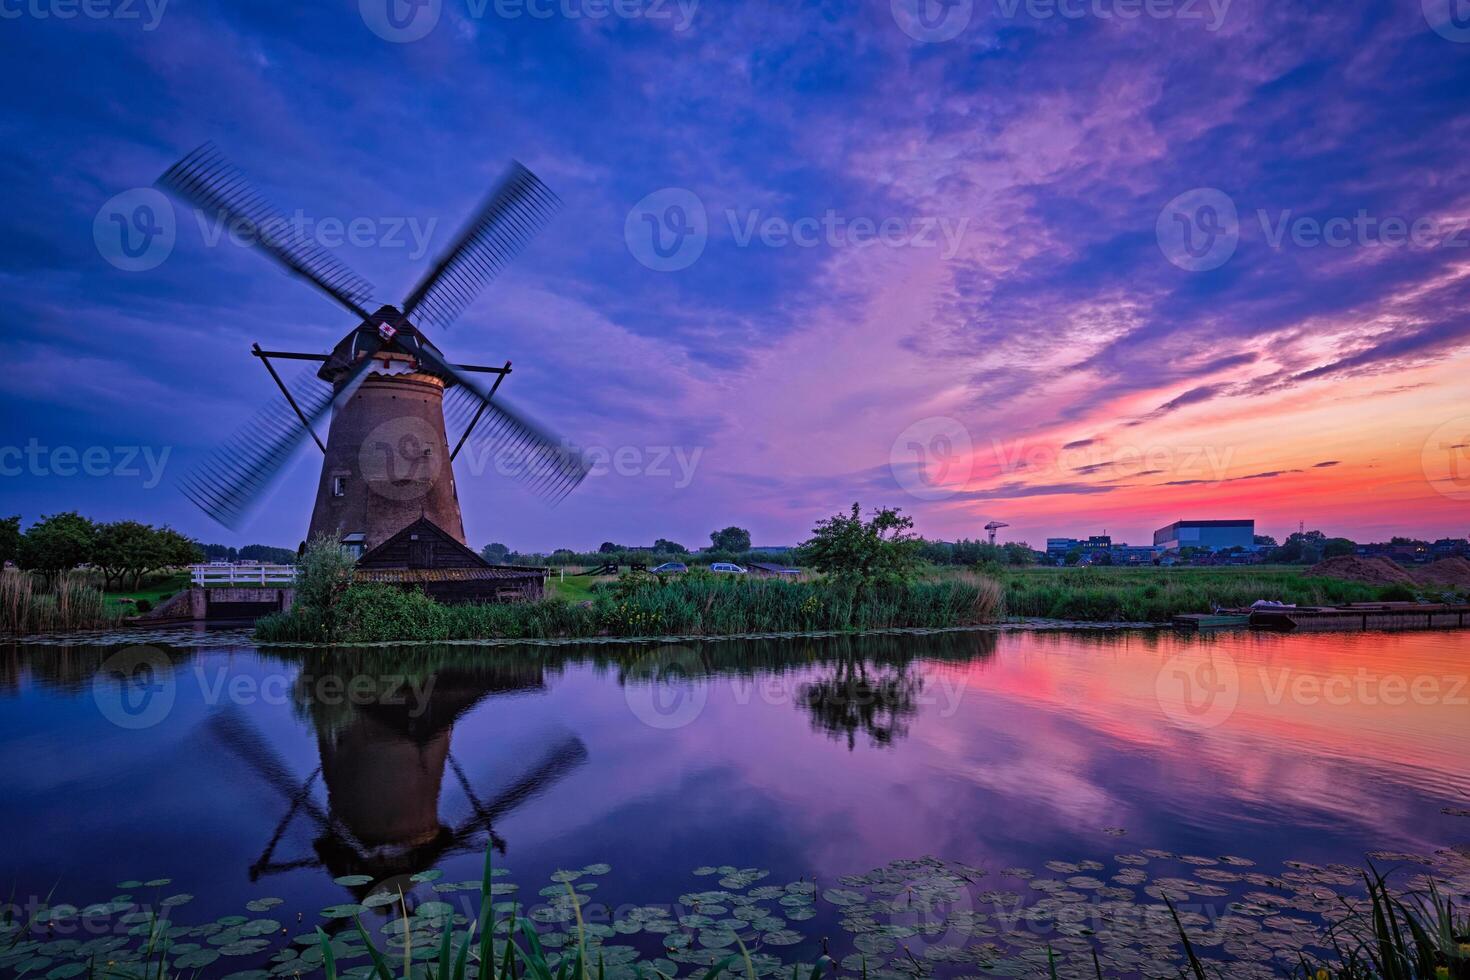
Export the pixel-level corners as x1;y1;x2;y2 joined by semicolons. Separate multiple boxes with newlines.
208;659;587;889
0;627;1466;932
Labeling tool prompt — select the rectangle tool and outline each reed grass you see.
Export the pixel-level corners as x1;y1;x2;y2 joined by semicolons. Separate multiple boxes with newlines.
989;565;1406;622
256;572;1004;644
0;568;118;635
318;846;741;980
1165;867;1470;980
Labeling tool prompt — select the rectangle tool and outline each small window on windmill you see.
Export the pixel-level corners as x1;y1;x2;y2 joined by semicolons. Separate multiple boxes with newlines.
341;532;366;560
332;476;348;497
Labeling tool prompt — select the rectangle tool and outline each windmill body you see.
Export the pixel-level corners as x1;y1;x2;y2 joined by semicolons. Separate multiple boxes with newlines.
308;312;466;554
154;146;588;568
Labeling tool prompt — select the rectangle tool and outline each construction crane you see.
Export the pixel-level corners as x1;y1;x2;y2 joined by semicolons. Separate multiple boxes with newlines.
984;521;1009;545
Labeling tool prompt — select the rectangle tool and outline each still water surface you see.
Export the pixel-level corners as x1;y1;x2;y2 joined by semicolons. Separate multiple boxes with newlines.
1;628;1467;974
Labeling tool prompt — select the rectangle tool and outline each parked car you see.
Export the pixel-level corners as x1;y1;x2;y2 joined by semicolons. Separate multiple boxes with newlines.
651;561;688;574
709;562;747;574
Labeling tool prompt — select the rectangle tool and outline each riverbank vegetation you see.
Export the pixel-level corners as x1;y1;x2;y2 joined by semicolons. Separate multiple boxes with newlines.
0;568;118;634
261;508;1001;644
983;564;1461;622
257;568;1002;644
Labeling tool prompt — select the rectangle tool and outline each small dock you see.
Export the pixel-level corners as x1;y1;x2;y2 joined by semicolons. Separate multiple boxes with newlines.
1249;602;1470;632
1172;612;1251;630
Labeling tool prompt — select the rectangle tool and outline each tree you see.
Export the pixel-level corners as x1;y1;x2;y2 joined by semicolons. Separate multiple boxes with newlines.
798;503;920;585
154;527;204;578
1002;542;1035;566
654;538;688;554
1254;534;1278;548
709;526;752;553
239;544;296;564
1272;529;1333;564
94;520;155;590
18;512;98;585
1064;549;1082;566
0;515;19;566
598;541;624;554
481;542;511;564
94;522;202;590
1322;537;1356;558
294;533;357;622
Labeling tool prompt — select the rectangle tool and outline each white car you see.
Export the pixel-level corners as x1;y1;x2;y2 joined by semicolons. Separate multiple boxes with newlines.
709;562;747;574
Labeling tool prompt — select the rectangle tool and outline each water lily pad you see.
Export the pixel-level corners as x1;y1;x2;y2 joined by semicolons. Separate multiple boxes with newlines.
246;897;284;912
583;863;612;875
762;929;803;946
823;888;866;906
410;869;443;883
333;874;374;887
174;949;220;968
321;904;368;919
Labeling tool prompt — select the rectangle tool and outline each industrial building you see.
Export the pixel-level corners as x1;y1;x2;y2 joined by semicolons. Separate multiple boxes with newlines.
1153;519;1255;552
1045;535;1161;564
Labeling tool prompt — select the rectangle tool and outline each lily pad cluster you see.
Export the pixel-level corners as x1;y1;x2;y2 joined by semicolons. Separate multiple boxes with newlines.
3;843;1468;979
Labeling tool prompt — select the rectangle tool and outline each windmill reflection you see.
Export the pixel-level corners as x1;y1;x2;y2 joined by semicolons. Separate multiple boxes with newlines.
208;662;586;890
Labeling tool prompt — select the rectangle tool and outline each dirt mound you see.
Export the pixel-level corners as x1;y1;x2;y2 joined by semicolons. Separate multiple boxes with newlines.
1308;555;1419;586
1414;557;1470;587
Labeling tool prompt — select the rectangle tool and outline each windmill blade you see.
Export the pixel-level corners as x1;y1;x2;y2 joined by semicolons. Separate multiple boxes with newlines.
449;735;588;839
158;143;376;320
413;338;590;504
180;346;381;529
400;161;561;332
206;709;332;829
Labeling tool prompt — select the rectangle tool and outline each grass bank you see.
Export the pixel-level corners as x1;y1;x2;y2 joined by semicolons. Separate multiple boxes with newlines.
983;564;1448;622
256;573;1002;644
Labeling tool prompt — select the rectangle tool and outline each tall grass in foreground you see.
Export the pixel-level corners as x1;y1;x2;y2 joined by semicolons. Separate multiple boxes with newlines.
0;568;117;634
256;572;1003;644
318;847;752;980
1165;868;1470;980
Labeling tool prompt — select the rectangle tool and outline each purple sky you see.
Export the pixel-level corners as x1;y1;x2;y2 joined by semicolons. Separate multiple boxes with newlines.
3;0;1469;551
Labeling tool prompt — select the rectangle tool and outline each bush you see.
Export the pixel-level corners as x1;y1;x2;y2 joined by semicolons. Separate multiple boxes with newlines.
1378;583;1417;602
135;599;153;613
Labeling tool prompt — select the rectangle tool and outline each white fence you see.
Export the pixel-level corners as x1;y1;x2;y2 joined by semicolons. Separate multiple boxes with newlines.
191;564;297;586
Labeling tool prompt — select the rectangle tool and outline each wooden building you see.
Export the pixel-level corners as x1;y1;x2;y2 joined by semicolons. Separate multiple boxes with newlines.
355;517;546;604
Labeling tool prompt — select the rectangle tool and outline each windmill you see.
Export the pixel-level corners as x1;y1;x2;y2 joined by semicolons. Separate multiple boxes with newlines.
155;144;589;552
984;520;1009;546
